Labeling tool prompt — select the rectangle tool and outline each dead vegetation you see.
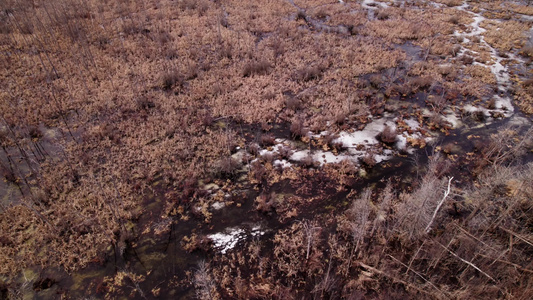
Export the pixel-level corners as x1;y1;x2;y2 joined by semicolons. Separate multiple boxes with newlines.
206;131;533;299
0;0;532;297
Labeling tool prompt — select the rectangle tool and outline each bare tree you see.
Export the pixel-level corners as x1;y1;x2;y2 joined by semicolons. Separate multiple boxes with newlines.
194;260;218;300
301;220;321;260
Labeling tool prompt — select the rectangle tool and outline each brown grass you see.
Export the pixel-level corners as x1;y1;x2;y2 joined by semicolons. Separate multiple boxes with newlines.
1;0;533;296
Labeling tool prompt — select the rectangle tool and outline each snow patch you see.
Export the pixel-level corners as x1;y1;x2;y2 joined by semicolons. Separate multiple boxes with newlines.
290;150;353;166
208;228;245;254
273;159;292;168
362;0;388;10
404;118;420;130
334;118;389;148
492;95;514;114
211;202;226;210
208;225;265;254
442;109;463;129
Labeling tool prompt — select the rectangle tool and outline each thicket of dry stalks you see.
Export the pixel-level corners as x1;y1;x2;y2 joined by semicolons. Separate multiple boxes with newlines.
0;0;532;297
203;129;533;299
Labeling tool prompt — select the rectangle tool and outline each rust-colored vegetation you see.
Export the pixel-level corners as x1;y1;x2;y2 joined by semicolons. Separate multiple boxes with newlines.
0;0;532;298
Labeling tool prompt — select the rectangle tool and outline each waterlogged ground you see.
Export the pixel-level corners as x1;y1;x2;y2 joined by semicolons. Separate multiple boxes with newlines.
2;0;533;298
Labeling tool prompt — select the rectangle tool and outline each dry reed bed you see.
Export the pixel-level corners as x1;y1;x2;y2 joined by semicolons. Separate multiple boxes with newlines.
0;0;532;297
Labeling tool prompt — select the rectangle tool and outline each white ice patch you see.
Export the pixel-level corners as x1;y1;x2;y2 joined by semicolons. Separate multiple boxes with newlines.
442;109;463;129
396;135;408;152
491;94;514;114
211;201;226;210
463;104;487;115
290;149;353;165
456;1;469;11
375;149;394;163
449;2;522;121
334;118;389;148
273;159;292;168
362;0;388;10
208;225;265;254
259;144;284;156
404;118;420;130
251;225;265;237
208;228;245;254
231;150;246;162
469;15;487;36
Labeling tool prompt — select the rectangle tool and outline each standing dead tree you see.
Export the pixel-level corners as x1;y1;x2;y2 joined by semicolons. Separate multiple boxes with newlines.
425;176;453;233
301;220;321;260
194;260;218;300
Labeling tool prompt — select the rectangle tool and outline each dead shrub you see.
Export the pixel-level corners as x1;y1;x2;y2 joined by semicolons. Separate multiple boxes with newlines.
387;84;410;97
522;78;533;88
379;126;397;144
408;76;434;91
290;118;307;139
448;15;459;24
296;9;307;21
28;126;43;140
197;1;209;16
468;110;486;122
278;146;293;160
250;160;267;182
285;97;301;111
194;261;218;299
260;134;276;147
164;48;179;60
219;12;228;28
255;193;276;213
98;123;120;142
427;96;447;113
242;59;271;77
18;20;33;35
156;30;172;45
376;9;390;20
438;0;463;6
0;16;12;34
300;154;316;168
322;132;338;146
216;157;241;178
369;74;383;88
246;143;260;157
470;35;481;43
459;55;474;65
294;66;323;82
360;153;376;168
450;45;461;57
260;152;275;164
520;45;533;58
313;8;328;20
486;98;497;109
0;165;16;183
337;159;359;175
442;142;456;154
179;0;198;10
438;65;454;76
122;22;144;36
334;113;346;125
161;69;184;90
135;96;155;111
270;38;285;57
481;126;532;166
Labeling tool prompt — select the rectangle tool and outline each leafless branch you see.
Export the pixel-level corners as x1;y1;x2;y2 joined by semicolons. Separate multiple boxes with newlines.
425;176;453;233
